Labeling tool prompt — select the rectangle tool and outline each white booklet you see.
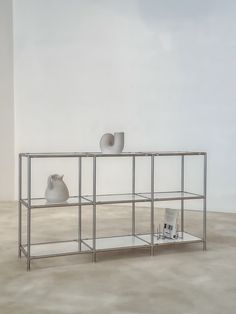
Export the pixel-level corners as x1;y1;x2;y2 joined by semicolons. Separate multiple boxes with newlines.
163;208;179;239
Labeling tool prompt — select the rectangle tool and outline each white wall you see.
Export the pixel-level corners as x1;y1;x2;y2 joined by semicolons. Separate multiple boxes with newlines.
0;0;14;201
13;0;236;212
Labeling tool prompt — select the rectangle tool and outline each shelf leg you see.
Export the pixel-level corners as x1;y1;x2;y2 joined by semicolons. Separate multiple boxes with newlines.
181;155;184;238
203;154;207;251
78;157;82;251
132;156;135;236
151;155;155;256
92;156;97;262
27;156;31;271
92;252;97;263
18;203;22;258
18;155;22;258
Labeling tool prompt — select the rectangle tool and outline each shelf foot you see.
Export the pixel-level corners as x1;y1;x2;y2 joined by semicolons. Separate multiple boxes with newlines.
92;252;97;263
150;246;155;256
27;260;31;271
203;241;207;251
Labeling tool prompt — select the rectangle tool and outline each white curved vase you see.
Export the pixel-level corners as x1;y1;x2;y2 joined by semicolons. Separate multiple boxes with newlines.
45;174;69;203
100;132;124;154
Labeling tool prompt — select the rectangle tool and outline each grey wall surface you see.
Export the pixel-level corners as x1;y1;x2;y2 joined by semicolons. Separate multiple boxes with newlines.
0;0;14;200
12;0;236;211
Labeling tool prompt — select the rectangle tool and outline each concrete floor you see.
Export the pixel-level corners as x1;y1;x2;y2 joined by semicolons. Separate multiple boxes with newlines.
0;202;236;314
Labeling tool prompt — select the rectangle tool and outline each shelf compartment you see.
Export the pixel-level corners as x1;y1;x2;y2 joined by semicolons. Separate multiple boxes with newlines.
137;232;203;246
83;235;149;251
21;196;92;209
137;191;204;201
22;240;91;258
82;193;149;204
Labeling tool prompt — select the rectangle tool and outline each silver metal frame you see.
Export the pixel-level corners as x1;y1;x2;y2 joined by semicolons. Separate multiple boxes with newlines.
18;151;207;271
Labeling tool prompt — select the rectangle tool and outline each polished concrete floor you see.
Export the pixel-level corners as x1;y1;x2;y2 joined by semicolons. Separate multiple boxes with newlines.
0;202;236;314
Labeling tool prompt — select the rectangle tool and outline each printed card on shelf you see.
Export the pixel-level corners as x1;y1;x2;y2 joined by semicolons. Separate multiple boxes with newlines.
163;208;179;239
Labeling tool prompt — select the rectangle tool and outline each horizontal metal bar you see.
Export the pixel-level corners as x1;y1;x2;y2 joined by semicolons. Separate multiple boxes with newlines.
82;234;136;241
152;196;204;201
87;245;150;253
82;199;150;205
19;151;206;158
21;198;92;209
22;240;92;259
157;152;206;156
22;239;78;246
136;190;203;196
155;239;203;246
30;250;92;260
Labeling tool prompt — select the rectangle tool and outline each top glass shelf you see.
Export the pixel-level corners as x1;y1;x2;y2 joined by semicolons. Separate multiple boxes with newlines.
19;151;206;158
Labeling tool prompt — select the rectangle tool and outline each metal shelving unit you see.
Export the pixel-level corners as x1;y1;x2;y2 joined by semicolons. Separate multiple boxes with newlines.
18;151;207;271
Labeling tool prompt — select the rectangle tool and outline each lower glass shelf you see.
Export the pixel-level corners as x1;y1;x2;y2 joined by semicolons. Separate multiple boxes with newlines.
22;240;91;258
82;235;149;251
137;232;203;245
21;233;202;259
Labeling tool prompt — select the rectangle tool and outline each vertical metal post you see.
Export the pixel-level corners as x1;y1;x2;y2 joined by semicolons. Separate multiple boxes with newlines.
92;157;97;262
27;156;31;271
150;155;155;256
132;156;135;236
18;155;22;258
78;157;82;251
203;153;207;250
181;155;185;238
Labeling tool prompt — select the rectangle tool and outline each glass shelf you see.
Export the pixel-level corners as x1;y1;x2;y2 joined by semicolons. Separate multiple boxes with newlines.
21;191;204;208
83;235;149;251
21;196;92;209
82;193;149;204
22;240;90;258
137;232;203;245
137;191;204;201
21;233;202;259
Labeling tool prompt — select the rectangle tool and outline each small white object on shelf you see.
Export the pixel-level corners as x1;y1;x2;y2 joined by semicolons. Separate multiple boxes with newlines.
45;174;69;203
163;208;179;239
100;132;124;154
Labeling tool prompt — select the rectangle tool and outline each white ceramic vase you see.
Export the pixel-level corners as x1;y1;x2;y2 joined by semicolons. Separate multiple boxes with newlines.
45;174;69;203
100;132;124;154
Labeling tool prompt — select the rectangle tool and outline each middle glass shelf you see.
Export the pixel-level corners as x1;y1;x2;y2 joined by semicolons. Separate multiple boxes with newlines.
21;191;204;209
